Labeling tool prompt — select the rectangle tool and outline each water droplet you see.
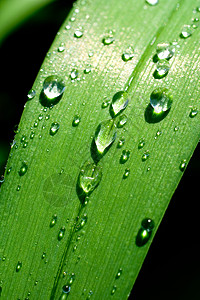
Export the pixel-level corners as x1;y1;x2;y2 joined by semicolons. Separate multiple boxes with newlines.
146;0;158;5
58;227;65;241
174;125;179;132
154;59;170;78
150;88;173;114
102;36;115;45
122;46;134;62
189;108;198;118
156;42;175;60
16;185;21;191
16;261;22;272
154;130;162;139
41;252;46;259
111;285;117;295
142;151;149;161
50;214;57;227
58;43;65;52
50;122;60;136
62;285;71;294
101;98;110;108
69;273;75;285
42;76;65;106
74;29;83;38
7;167;12;174
180;159;187;171
87;290;93;299
88;51;94;57
116;268;122;279
94;119;116;156
19;162;28;176
84;64;92;74
27;89;36;100
117;114;127;128
75;214;88;231
34;121;38;127
120;150;130;164
180;25;192;38
110;91;129;117
138;138;145;149
30;131;35;139
123;168;130;179
136;218;154;247
72;115;81;127
117;137;125;148
70;69;79;80
78;161;102;196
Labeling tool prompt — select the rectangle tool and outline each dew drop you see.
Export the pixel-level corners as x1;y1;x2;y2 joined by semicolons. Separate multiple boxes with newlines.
19;162;28;176
120;150;130;164
41;252;46;259
7;167;12;174
116;268;122;279
138;138;145;149
30;131;35;139
94;119;116;155
74;29;83;38
58;227;65;241
123;168;130;179
110;91;129;117
102;36;115;45
156;42;175;60
146;0;158;5
58;43;65;52
180;25;192;38
117;114;127;128
189;108;198;118
42;76;65;106
75;214;88;231
136;218;154;247
179;159;187;171
62;285;71;294
111;285;117;295
16;261;22;272
154;130;162;139
84;64;92;74
34;121;38;127
16;185;21;191
101;98;110;108
27;89;36;100
117;137;125;148
50;122;60;136
122;46;134;62
70;69;79;80
142;151;149;161
69;273;75;285
150;88;173;114
50;214;57;227
78;161;102;195
72;115;81;127
154;59;170;78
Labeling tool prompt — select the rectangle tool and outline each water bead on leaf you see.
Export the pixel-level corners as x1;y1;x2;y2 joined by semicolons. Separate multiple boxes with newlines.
156;42;175;60
74;29;83;38
150;88;173;114
146;0;158;5
102;36;115;45
110;91;129;117
41;76;65;106
27;89;36;100
136;218;154;247
50;122;60;136
154;59;170;78
70;69;79;80
180;25;192;38
19;162;28;176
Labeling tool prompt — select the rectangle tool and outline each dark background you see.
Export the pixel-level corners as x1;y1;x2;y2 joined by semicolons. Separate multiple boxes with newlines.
0;1;199;299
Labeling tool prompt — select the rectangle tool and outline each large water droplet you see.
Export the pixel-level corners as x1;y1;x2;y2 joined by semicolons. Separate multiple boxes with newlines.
150;88;173;114
19;162;28;176
16;261;22;272
41;76;65;106
110;91;129;117
94;119;116;156
136;218;154;247
180;25;192;38
120;150;130;164
27;89;36;100
156;42;175;60
62;285;71;294
78;161;102;196
50;122;60;136
154;59;170;79
146;0;158;5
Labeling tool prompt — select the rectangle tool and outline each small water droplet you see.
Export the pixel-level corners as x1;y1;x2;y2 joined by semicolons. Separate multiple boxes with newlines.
94;119;116;156
154;130;162;139
117;137;125;148
58;227;65;241
84;64;92;74
62;285;71;294
50;214;57;227
72;115;81;127
142;151;149;161
74;29;83;38
78;161;102;196
122;46;134;62
42;76;65;106
174;125;179;132
189;108;198;118
110;91;129;117
7;167;12;174
156;42;175;60
87;290;93;299
16;261;22;272
70;69;79;80
41;252;46;259
102;36;115;45
138;138;145;149
136;218;154;247
146;0;158;5
111;285;117;295
120;150;130;164
19;162;28;176
30;131;35;139
154;59;170;78
58;43;65;52
180;25;192;38
88;51;94;57
75;214;88;231
123;168;130;179
101;98;110;108
69;273;75;285
16;185;21;191
27;89;36;100
150;88;173;114
117;114;127;128
34;121;38;127
116;268;122;279
65;24;71;30
180;159;187;171
50;122;60;136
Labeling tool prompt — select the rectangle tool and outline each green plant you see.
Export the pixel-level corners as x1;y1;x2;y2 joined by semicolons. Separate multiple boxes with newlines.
0;0;200;299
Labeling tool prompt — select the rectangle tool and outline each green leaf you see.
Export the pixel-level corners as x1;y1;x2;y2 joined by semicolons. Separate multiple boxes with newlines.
0;0;200;299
